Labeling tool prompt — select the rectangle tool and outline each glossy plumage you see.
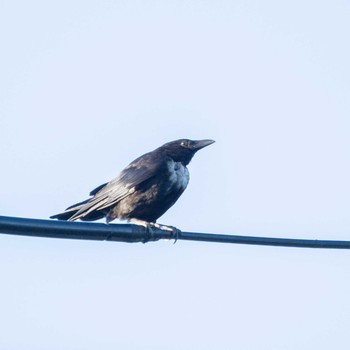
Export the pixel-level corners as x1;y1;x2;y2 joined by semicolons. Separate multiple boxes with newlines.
50;139;214;224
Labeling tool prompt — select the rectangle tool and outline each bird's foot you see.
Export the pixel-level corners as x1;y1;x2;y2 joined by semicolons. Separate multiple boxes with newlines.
150;222;181;244
129;219;156;243
129;219;180;243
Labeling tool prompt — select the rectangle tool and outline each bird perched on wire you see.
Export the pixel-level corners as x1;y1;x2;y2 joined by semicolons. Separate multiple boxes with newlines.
50;139;214;234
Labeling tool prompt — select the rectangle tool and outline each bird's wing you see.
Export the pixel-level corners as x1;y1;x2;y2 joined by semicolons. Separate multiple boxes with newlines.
68;152;164;220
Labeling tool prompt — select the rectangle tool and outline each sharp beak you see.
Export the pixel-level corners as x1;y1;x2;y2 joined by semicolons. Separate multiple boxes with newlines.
193;139;215;150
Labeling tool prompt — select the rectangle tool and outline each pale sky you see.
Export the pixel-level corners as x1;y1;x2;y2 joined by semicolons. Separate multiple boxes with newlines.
1;1;350;349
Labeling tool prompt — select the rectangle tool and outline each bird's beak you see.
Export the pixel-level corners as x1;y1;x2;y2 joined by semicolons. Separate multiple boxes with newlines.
193;139;215;150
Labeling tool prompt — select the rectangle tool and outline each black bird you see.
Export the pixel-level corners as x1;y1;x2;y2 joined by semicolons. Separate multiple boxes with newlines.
50;139;214;231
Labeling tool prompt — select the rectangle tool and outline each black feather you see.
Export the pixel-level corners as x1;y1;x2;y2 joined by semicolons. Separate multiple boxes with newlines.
50;139;214;223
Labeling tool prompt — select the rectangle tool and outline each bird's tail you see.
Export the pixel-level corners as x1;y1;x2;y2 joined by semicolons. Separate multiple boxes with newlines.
50;199;106;221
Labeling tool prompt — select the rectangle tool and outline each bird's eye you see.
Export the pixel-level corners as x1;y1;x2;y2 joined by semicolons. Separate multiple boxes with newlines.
180;141;186;147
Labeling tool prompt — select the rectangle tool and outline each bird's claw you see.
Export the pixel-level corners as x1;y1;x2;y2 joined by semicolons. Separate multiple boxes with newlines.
129;219;181;243
151;223;181;244
171;227;181;244
143;223;156;243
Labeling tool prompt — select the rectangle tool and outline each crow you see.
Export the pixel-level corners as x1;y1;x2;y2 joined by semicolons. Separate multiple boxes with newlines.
50;139;214;232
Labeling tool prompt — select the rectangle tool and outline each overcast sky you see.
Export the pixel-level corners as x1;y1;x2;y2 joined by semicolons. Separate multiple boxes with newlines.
1;1;350;349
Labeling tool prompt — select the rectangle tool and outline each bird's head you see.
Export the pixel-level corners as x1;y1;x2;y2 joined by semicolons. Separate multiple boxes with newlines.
160;139;215;165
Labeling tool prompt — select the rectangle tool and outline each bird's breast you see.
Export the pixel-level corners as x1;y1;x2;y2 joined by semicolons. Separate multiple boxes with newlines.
167;160;190;192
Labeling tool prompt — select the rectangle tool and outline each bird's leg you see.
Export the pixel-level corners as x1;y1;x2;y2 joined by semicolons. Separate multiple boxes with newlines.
129;218;151;229
129;219;156;243
151;222;181;243
129;219;180;243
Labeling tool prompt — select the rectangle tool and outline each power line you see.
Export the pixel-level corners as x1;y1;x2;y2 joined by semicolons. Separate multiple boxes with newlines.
0;215;349;249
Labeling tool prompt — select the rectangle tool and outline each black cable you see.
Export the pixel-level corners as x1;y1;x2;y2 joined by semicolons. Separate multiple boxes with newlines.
0;215;349;249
